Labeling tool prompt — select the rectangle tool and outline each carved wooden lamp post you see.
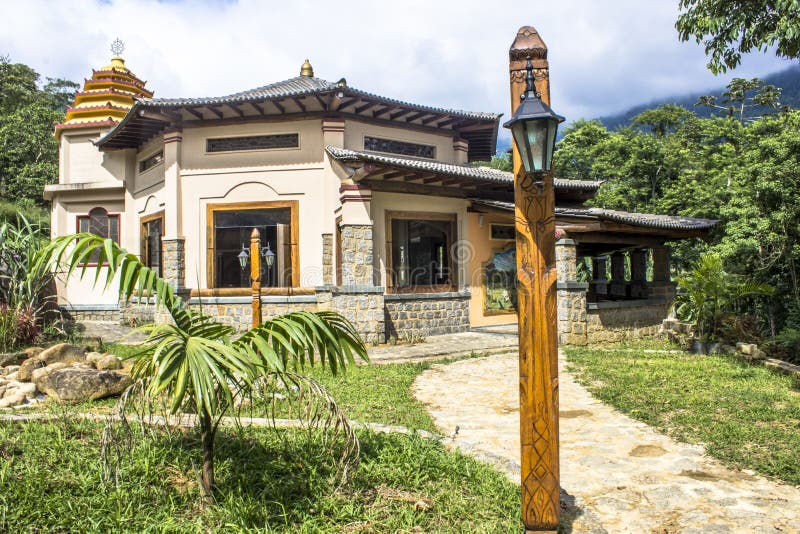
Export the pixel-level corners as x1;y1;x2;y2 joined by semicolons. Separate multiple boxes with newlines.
506;27;564;533
250;229;263;328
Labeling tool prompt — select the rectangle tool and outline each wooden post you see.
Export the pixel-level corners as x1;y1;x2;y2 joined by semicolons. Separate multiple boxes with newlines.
509;26;560;533
250;228;262;328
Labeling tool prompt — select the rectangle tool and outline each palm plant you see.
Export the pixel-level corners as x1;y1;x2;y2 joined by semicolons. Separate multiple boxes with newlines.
675;252;773;342
32;233;368;501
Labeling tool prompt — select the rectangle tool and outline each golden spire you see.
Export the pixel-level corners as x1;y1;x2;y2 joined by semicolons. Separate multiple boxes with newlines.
300;58;314;77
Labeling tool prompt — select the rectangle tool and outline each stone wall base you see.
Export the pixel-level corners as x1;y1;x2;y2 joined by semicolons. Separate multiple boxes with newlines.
385;292;470;339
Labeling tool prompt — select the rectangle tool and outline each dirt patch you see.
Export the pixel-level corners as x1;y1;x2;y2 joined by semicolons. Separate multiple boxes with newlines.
560;409;592;419
629;444;667;457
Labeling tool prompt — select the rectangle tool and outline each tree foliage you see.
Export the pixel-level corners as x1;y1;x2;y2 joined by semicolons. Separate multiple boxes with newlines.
554;80;800;338
0;57;77;211
676;0;800;73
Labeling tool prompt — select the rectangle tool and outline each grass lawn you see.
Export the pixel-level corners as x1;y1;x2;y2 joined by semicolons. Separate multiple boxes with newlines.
564;342;800;486
0;417;521;532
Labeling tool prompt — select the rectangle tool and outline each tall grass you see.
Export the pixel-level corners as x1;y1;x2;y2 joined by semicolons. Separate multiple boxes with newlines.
0;215;56;351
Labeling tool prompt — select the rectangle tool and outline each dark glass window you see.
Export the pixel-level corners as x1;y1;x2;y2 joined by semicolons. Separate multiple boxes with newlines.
77;207;120;264
206;134;299;153
490;224;515;240
138;150;163;173
484;248;517;314
141;217;163;277
364;136;435;159
213;207;292;288
391;218;452;288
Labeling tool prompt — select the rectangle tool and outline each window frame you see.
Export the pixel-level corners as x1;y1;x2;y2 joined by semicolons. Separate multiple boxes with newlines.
76;207;121;267
205;201;300;290
489;223;516;241
204;132;301;155
140;210;165;277
384;210;457;294
138;149;164;174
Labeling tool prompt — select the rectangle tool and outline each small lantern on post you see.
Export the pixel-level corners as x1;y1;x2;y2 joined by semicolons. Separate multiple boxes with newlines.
237;245;249;270
504;57;564;176
250;228;262;328
262;242;276;288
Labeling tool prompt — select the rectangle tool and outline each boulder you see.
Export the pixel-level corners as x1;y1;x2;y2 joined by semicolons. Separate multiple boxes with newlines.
95;355;122;371
23;347;45;358
0;352;25;367
31;362;70;385
0;391;26;408
37;343;86;366
72;361;96;370
0;381;37;408
17;357;47;382
85;352;104;363
36;368;132;403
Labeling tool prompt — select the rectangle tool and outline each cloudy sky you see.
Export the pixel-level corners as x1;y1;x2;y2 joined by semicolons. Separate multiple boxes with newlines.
1;0;792;144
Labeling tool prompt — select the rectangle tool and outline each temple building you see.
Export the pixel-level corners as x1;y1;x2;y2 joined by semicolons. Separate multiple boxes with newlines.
48;43;716;345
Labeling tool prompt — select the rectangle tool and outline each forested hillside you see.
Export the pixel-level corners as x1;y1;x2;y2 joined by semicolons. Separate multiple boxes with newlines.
0;58;77;222
599;65;800;130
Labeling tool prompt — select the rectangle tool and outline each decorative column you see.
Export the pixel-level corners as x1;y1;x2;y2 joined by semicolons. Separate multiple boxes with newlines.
589;256;608;302
652;246;671;282
556;237;588;346
162;128;185;291
609;252;627;299
250;228;262;327
322;233;334;285
510;27;560;533
630;248;649;298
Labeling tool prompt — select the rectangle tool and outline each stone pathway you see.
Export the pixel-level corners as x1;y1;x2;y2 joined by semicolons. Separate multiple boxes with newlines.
413;352;800;533
368;328;518;364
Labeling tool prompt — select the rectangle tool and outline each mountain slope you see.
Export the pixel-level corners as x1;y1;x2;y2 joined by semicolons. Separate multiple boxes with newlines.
598;65;800;130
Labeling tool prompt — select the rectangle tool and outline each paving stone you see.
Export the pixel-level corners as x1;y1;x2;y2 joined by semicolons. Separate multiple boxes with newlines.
412;351;800;533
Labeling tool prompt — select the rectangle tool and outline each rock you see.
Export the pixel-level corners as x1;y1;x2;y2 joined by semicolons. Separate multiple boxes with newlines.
30;362;70;385
15;381;37;399
0;352;25;367
5;371;18;381
17;357;47;382
751;349;767;360
36;367;132;403
0;391;27;408
95;355;122;370
736;342;758;355
72;361;96;370
37;343;86;366
23;346;45;358
85;351;104;363
82;337;103;352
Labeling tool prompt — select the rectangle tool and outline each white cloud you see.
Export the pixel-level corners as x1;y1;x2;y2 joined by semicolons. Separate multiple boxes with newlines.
1;0;791;146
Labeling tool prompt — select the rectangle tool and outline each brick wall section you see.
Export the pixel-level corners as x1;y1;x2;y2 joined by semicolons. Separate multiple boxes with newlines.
322;233;334;285
340;225;374;285
385;292;470;338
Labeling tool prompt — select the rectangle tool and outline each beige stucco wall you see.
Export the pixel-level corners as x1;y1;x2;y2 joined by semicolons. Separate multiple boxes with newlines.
343;120;456;163
466;211;519;327
370;192;469;288
59;129;126;184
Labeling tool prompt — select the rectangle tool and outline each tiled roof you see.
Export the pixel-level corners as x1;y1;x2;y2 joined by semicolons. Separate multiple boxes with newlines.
142;76;501;121
325;146;602;191
471;199;719;231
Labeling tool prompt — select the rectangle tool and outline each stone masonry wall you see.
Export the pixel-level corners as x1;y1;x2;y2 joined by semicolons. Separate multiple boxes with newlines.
322;233;334;285
162;238;186;290
340;225;374;285
385;293;470;339
332;288;385;345
557;284;589;346
585;301;671;344
60;307;121;323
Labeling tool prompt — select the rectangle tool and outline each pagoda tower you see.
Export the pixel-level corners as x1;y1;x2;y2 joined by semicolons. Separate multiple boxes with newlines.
55;40;152;135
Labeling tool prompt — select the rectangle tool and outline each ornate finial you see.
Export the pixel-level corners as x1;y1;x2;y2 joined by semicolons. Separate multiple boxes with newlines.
300;59;314;77
521;56;540;101
110;38;125;57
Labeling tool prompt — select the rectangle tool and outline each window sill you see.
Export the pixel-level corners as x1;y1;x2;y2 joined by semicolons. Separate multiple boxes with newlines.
191;287;314;297
385;291;470;301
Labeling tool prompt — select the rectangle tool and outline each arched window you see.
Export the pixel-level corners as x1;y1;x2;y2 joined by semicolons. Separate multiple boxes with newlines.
77;207;120;264
78;207;120;243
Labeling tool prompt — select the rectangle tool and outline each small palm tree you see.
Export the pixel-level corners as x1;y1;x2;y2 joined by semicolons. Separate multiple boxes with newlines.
33;233;368;501
675;252;773;342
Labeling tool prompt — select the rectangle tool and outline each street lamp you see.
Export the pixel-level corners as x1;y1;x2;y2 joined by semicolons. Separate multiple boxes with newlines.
507;27;562;534
262;242;276;269
504;57;564;174
237;244;249;270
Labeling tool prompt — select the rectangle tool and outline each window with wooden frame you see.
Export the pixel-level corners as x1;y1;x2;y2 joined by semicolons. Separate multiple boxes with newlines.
140;212;164;277
386;211;456;293
206;201;299;289
138;150;164;173
77;207;120;264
